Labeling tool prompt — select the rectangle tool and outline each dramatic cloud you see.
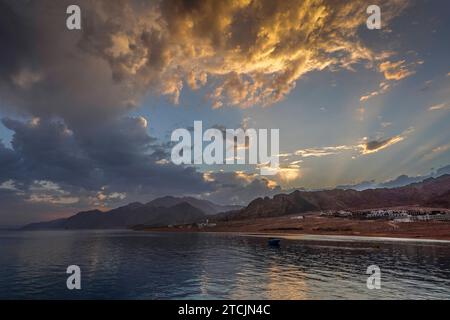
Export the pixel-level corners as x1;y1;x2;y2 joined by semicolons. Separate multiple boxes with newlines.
85;0;409;108
0;0;408;117
0;0;412;149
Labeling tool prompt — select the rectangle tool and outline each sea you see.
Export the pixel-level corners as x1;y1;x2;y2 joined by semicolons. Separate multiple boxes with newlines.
0;230;449;299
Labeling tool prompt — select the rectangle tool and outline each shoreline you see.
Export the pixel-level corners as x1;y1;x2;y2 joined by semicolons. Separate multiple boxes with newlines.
136;229;450;244
136;214;450;241
7;227;450;243
242;232;450;244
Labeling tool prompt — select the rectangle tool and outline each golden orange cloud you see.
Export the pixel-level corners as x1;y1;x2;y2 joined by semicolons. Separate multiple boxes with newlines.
379;60;416;80
83;0;410;108
359;136;404;154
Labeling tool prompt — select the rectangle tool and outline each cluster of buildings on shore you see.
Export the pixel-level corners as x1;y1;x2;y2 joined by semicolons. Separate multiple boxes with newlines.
196;219;217;228
320;208;450;222
167;219;217;229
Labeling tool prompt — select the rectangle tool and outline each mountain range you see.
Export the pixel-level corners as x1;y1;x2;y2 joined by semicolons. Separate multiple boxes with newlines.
221;174;450;220
22;196;241;230
336;164;450;191
22;174;450;230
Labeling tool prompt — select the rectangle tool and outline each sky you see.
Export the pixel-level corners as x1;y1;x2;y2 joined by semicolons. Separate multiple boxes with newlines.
0;0;450;225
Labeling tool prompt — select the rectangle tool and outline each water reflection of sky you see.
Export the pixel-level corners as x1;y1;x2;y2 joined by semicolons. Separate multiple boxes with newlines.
0;231;449;299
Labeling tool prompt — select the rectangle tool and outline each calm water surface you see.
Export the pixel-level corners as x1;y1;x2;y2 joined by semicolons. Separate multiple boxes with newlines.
0;230;449;299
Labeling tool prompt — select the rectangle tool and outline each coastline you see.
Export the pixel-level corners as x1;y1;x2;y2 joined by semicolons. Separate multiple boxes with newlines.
242;232;450;244
137;229;450;244
136;214;450;241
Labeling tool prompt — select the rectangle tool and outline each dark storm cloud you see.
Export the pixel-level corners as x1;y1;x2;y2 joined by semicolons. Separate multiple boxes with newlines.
0;139;20;181
2;118;92;186
0;1;31;77
0;116;278;223
0;116;219;225
1;116;211;194
0;0;141;127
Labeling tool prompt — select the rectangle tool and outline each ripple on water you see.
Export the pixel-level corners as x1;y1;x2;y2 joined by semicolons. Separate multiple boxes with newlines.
0;231;449;299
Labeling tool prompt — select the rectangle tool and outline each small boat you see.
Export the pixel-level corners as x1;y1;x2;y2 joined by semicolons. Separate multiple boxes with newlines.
268;238;281;246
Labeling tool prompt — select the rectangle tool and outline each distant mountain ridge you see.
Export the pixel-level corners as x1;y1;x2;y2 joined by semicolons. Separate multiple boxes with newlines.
22;174;450;230
22;197;241;230
336;164;450;191
146;196;241;215
223;174;450;220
